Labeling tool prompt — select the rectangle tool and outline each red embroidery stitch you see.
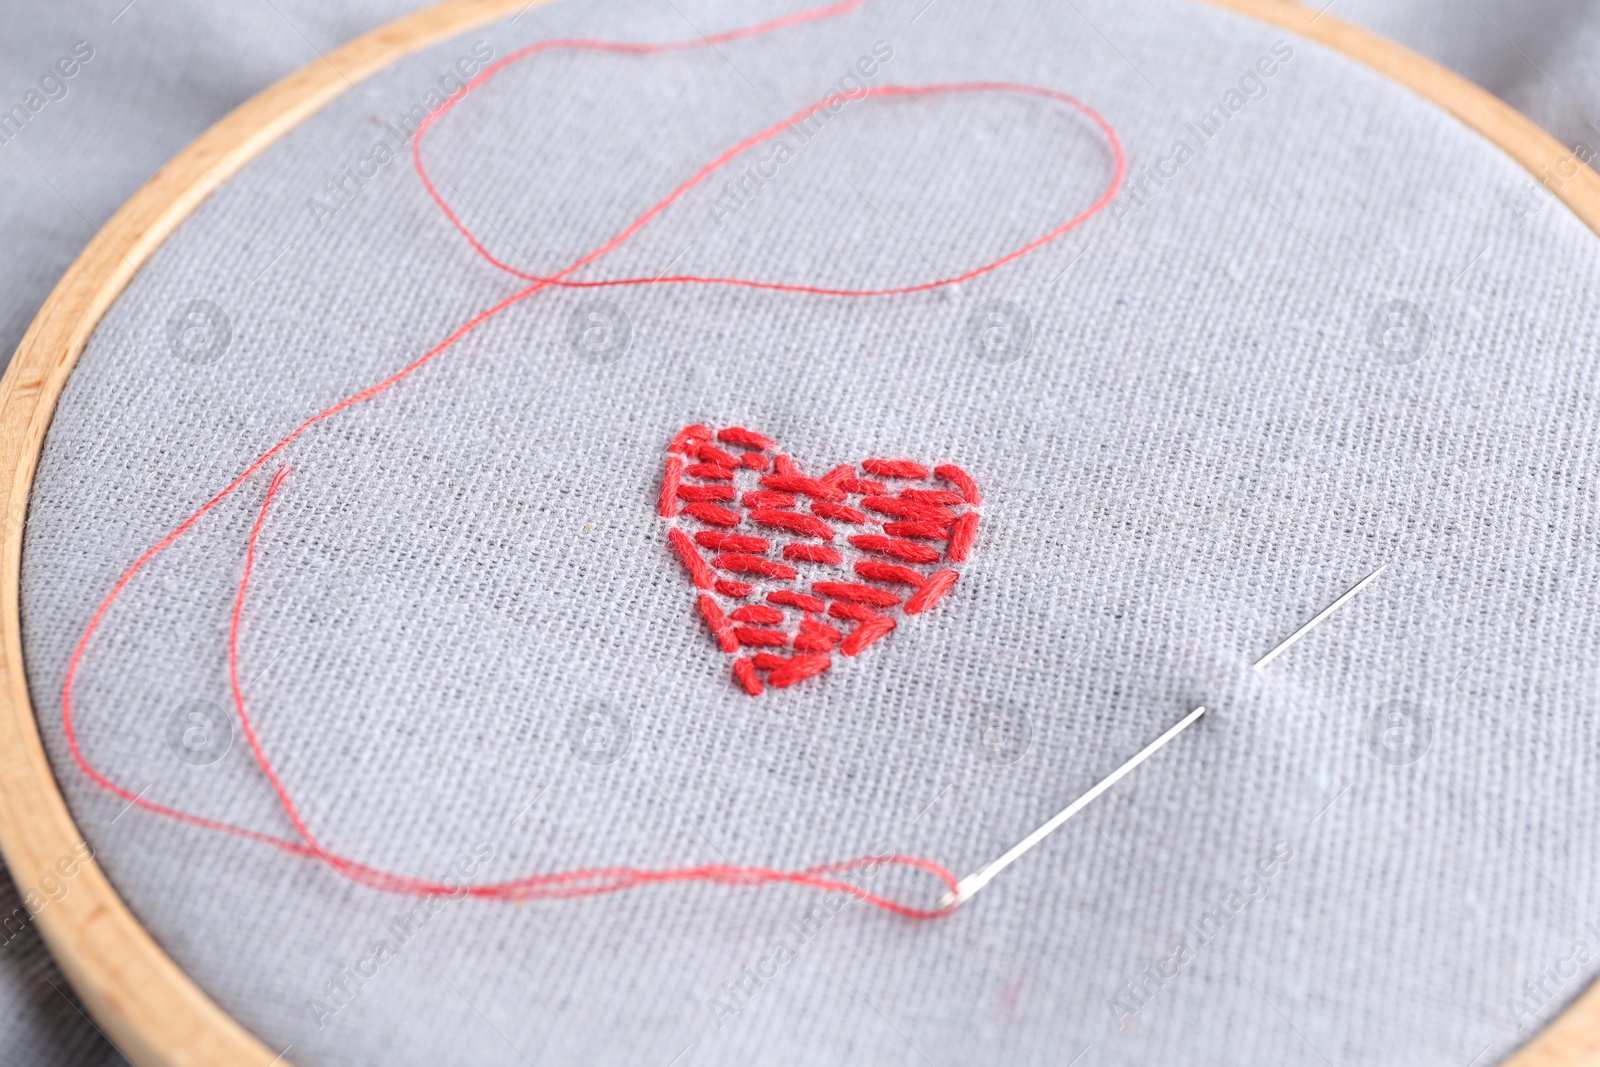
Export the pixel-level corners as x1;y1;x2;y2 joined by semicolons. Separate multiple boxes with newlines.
678;484;736;502
668;528;715;590
750;509;834;540
783;543;843;564
733;657;763;695
712;553;796;579
811;501;867;524
664;428;981;693
682;502;741;526
718;427;775;451
861;458;929;480
694;442;740;467
659;456;683;517
812;581;899;607
734;627;789;648
768;653;832;687
685;462;735;480
842;616;896;655
860;496;955;522
760;474;847;502
697;594;738;653
743;490;795;509
948;512;979;562
696;531;767;552
731;605;784;624
670;425;712;454
881;521;950;541
854;561;927;586
848;534;942;564
905;569;960;614
901;488;963;506
768;590;825;612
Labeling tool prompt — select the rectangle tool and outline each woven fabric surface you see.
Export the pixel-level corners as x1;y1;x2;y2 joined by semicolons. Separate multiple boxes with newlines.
0;4;438;1063
11;1;1600;1066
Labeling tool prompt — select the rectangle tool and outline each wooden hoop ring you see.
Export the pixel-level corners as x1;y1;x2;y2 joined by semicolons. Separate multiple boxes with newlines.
0;1;1595;1063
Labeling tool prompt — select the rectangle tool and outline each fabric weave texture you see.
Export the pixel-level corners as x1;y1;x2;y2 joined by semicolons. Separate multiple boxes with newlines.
9;0;1600;1065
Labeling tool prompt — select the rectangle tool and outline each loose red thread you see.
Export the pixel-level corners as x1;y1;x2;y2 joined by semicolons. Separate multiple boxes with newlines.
62;0;1124;920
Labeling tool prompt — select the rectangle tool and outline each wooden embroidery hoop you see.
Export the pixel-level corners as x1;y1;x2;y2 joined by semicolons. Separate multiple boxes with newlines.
1;1;1596;1063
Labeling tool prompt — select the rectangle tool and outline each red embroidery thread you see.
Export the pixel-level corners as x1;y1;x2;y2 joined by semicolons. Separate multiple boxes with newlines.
58;0;1124;918
662;427;981;694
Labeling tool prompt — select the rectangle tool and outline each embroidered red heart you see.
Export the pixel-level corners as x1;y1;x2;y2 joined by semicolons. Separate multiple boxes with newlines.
659;424;981;695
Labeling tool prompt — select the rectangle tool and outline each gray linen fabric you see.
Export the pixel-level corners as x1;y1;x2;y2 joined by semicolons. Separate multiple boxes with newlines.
9;1;1600;1065
0;3;437;1063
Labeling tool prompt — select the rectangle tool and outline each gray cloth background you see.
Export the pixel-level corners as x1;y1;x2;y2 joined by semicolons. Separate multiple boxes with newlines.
5;0;1600;1064
0;3;438;1063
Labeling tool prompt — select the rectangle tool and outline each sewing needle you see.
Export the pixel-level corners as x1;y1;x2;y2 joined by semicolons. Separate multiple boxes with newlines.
940;563;1387;909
